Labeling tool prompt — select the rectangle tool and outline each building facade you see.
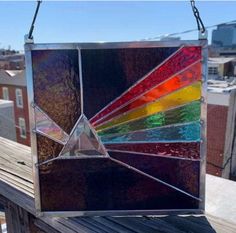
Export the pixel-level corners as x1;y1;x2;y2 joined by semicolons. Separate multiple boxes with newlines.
0;53;24;70
207;86;236;180
0;99;16;142
212;23;236;48
0;70;30;146
211;23;236;57
208;57;236;80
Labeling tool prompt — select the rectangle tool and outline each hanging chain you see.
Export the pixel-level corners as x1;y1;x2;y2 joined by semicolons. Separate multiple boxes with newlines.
25;0;210;42
27;0;42;40
190;0;205;34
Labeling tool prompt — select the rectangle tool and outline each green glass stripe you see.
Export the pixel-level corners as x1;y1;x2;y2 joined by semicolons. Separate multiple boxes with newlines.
98;100;201;137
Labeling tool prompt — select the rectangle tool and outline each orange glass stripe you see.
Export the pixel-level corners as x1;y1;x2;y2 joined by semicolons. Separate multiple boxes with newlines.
96;82;201;131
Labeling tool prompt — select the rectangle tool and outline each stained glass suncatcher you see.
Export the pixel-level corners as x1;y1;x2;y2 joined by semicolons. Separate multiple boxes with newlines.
25;41;207;216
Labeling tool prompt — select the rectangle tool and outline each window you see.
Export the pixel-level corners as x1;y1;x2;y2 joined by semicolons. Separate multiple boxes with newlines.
15;88;23;108
19;118;26;139
2;87;9;100
208;67;218;75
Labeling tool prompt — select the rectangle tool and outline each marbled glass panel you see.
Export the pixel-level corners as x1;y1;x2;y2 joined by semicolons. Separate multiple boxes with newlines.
105;142;200;159
101;122;201;144
94;62;201;127
96;82;201;131
98;101;200;137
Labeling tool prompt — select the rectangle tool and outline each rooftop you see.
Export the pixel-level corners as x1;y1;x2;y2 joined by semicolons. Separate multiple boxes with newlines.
208;79;236;93
5;70;23;77
208;57;236;65
0;69;26;86
0;99;13;108
0;53;24;61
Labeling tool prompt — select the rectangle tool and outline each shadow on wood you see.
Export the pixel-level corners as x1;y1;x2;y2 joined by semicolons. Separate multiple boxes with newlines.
69;215;217;233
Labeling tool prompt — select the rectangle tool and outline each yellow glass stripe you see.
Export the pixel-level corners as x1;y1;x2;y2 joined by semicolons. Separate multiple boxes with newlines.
96;81;201;131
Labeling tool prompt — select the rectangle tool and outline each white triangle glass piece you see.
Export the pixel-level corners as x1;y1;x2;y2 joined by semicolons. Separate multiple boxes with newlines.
34;106;69;144
59;115;108;157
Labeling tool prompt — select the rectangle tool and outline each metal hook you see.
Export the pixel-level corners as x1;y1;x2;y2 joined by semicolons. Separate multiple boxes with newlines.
25;0;42;43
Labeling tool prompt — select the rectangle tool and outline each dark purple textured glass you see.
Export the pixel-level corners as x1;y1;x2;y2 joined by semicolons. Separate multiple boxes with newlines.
32;50;81;134
109;151;200;197
36;134;63;164
39;158;198;211
105;142;200;159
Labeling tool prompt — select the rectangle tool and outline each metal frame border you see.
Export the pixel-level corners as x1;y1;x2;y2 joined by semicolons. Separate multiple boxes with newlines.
25;45;42;214
25;39;207;217
199;39;208;212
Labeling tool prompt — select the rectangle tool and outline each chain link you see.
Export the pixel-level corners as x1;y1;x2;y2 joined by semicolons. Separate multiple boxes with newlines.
190;0;205;34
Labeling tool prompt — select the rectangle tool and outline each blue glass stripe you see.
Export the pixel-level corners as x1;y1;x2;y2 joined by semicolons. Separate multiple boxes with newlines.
101;121;201;144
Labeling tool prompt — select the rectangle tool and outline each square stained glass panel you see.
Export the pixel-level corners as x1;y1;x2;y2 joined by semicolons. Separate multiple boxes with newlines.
25;41;207;216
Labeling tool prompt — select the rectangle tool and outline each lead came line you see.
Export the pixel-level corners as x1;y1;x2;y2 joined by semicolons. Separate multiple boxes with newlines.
93;59;201;127
107;149;201;161
100;120;201;139
34;131;66;145
33;104;69;137
36;154;107;167
97;100;200;134
33;104;69;144
78;48;84;114
104;140;200;144
95;81;201;131
109;157;201;201
90;46;185;123
101;121;200;144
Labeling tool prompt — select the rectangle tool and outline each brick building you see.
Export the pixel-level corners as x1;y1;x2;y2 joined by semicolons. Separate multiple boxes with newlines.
207;83;236;179
0;70;30;146
0;53;25;70
208;57;236;80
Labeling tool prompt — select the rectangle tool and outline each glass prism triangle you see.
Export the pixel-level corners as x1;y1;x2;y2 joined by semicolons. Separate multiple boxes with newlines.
59;115;108;157
34;105;69;144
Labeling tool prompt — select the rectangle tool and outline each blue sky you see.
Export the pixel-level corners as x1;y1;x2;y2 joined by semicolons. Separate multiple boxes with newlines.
0;1;236;50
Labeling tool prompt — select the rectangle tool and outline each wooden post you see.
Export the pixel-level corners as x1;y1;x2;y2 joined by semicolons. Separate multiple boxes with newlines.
4;200;30;233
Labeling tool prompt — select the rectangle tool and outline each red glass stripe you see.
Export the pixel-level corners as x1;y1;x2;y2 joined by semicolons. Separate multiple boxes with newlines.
105;142;200;159
91;46;201;125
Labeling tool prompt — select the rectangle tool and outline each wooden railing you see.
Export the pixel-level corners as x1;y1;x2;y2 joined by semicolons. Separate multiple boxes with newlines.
0;137;235;233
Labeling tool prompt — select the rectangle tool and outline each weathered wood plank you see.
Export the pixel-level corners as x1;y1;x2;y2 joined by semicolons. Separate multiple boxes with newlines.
4;201;30;233
90;217;135;233
105;217;159;233
32;217;60;233
205;215;236;233
0;175;34;197
161;215;217;233
128;217;185;233
0;160;32;181
0;170;33;189
0;138;32;166
55;218;95;233
79;218;121;233
0;180;35;215
73;218;108;233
